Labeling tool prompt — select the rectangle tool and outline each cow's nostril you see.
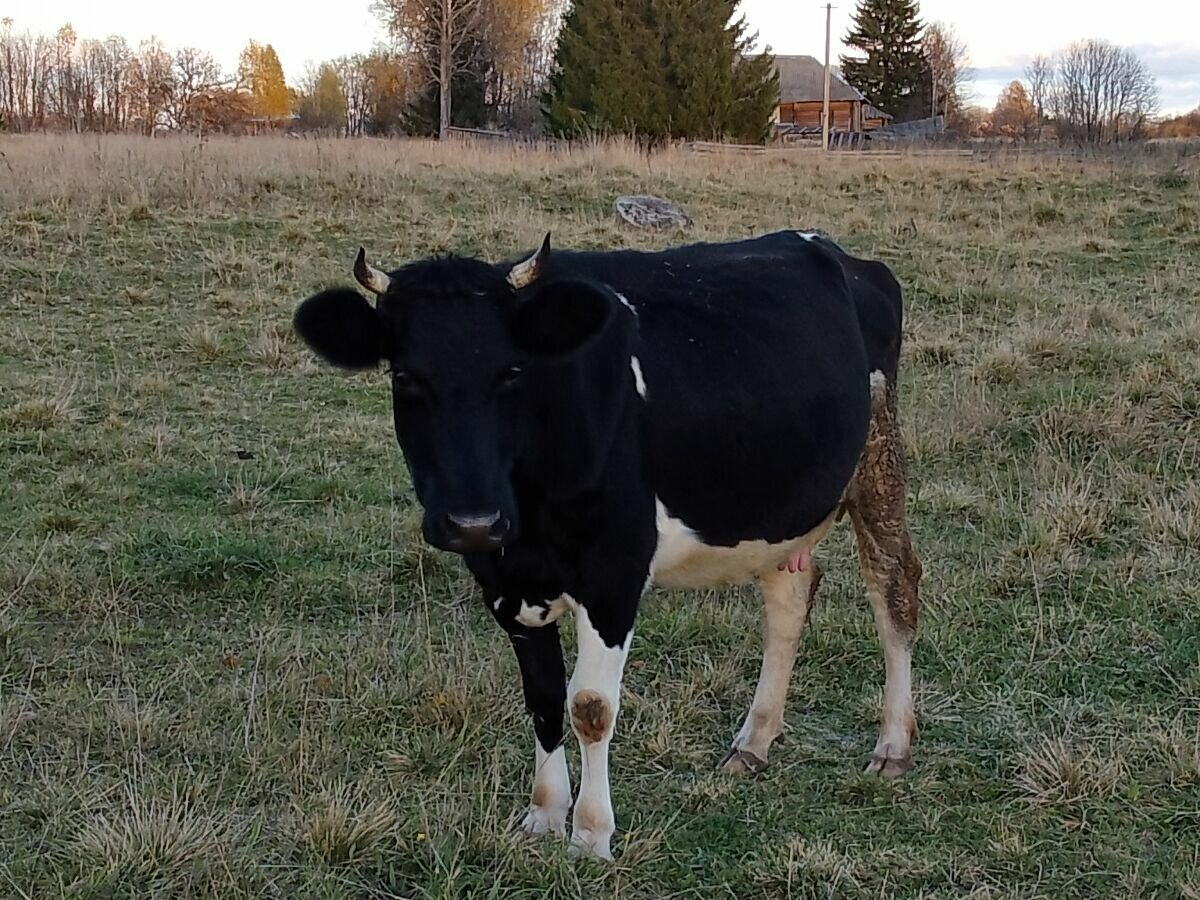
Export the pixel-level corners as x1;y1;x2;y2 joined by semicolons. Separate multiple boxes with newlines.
445;511;505;551
446;511;501;532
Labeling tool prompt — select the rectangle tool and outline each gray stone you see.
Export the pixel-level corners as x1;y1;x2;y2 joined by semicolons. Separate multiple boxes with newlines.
613;195;692;230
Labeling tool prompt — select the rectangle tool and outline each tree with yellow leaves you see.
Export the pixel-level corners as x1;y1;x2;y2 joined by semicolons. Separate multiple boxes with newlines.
991;80;1038;140
237;40;290;119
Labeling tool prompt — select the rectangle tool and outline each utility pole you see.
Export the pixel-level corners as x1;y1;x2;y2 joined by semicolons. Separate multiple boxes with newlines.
822;3;833;151
931;64;938;126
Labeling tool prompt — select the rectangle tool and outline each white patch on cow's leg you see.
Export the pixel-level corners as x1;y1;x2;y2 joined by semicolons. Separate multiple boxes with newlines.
864;588;916;777
629;356;647;399
869;369;887;399
723;565;816;774
566;605;630;861
522;743;571;836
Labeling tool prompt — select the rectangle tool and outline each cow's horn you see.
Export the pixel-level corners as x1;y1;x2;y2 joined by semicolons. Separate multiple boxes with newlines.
354;247;391;295
507;233;551;289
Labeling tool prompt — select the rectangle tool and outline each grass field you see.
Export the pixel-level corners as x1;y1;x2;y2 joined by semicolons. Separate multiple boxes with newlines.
1;134;1199;898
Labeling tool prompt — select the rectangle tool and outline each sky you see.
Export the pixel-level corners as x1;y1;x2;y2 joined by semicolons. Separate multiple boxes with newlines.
9;0;1200;114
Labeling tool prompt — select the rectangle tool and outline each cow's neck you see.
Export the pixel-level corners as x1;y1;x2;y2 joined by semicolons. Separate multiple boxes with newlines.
518;307;640;500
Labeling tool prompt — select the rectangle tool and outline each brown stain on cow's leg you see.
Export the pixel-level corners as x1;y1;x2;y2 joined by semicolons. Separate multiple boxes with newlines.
846;373;922;776
847;376;921;642
571;690;611;745
530;781;554;809
572;799;612;838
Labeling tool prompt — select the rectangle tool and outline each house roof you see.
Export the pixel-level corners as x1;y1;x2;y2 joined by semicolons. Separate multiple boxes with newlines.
767;55;866;104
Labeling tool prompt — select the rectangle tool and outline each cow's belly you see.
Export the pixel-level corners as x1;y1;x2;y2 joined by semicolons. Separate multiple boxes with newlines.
649;500;837;590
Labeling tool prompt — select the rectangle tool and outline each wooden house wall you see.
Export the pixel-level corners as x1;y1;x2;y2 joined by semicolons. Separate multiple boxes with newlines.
777;100;860;131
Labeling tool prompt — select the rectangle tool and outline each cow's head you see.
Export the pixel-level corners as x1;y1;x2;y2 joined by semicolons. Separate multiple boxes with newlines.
293;236;631;555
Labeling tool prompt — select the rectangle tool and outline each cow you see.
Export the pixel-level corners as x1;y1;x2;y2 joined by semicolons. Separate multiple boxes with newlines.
292;229;923;860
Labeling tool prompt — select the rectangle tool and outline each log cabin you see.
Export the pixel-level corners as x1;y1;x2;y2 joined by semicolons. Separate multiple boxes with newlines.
766;55;893;137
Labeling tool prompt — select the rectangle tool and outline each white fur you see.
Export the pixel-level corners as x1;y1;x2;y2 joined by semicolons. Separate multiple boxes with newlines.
567;605;632;860
869;369;887;398
650;499;836;590
615;291;638;316
796;231;822;242
868;596;914;769
522;744;571;835
630;356;647;399
515;595;571;628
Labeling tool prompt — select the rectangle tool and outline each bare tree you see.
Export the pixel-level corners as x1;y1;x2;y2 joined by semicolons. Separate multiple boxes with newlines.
1049;40;1157;144
923;22;971;128
169;47;223;130
373;0;485;139
96;36;133;131
48;24;83;131
0;22;52;129
1024;54;1053;135
334;54;373;136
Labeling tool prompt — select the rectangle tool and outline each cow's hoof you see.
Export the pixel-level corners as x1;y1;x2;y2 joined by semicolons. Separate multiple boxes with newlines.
521;804;568;836
568;831;614;861
720;746;769;775
865;751;913;778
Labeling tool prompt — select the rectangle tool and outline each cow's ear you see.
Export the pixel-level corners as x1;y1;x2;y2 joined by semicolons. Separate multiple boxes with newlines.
293;288;387;370
508;280;612;358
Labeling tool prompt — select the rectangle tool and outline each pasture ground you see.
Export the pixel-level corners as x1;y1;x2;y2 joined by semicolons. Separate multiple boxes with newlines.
1;136;1198;898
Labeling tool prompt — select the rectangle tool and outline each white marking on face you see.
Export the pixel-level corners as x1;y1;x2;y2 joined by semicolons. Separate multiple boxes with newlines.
568;604;631;860
630;356;647;399
522;743;571;836
515;594;570;628
870;369;887;398
650;499;836;590
614;291;638;316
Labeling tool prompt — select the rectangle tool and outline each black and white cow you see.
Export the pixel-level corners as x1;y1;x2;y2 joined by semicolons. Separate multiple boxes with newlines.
293;229;923;859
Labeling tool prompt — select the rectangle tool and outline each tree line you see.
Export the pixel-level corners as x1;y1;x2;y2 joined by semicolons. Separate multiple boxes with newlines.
976;40;1162;143
0;3;1177;145
0;3;559;138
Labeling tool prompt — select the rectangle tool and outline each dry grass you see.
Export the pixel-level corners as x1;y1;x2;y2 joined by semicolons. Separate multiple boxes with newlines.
302;782;400;865
72;787;238;884
2;132;1198;898
1016;737;1126;805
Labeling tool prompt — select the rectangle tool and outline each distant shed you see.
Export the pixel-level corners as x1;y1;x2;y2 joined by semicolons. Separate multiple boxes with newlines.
764;55;894;135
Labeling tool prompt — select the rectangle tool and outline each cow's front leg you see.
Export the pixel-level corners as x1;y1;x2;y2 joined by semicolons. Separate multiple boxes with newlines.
507;623;572;836
567;599;635;861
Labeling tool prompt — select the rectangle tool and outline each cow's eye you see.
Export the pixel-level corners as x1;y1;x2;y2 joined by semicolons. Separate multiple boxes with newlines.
497;365;524;390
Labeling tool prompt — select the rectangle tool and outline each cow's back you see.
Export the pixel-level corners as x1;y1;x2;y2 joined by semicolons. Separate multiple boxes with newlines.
551;232;882;547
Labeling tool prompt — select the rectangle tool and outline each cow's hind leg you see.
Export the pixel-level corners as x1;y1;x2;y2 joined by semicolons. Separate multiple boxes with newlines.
721;562;821;773
846;371;922;778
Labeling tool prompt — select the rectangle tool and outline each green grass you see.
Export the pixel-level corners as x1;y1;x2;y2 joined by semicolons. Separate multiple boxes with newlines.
2;135;1199;898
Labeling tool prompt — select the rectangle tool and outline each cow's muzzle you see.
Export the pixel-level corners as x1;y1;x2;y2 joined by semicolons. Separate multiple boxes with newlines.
440;510;511;553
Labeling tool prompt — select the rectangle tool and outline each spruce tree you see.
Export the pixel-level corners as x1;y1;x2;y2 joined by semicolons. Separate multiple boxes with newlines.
543;0;777;143
839;0;927;121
